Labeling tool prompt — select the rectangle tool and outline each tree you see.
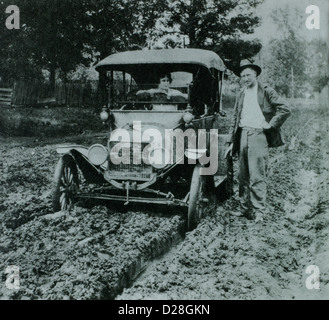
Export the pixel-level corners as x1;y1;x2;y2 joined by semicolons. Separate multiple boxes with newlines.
0;0;95;92
0;0;264;97
156;0;264;71
84;0;169;104
0;0;167;92
262;6;328;97
18;0;93;91
0;0;43;85
263;35;307;97
305;39;329;93
86;0;168;61
263;7;308;97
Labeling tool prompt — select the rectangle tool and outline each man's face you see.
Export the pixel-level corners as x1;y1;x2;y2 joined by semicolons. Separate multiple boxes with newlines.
240;68;257;88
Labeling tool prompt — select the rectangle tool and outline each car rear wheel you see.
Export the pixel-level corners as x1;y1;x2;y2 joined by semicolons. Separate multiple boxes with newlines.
52;155;79;212
187;165;209;231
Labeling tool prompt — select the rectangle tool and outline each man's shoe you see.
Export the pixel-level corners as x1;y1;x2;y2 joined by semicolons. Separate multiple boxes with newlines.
231;208;252;219
255;211;264;223
245;212;254;220
230;211;244;217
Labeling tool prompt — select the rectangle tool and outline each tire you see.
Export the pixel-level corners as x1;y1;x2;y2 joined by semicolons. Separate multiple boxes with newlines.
187;165;208;231
52;155;79;212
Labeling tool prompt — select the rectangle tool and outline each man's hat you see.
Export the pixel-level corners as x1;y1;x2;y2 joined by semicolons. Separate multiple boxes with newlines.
236;57;262;77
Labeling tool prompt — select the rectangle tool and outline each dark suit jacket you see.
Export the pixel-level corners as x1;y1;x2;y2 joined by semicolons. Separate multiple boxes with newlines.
228;82;291;155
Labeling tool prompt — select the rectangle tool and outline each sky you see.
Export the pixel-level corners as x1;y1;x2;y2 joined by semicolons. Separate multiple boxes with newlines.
250;0;329;44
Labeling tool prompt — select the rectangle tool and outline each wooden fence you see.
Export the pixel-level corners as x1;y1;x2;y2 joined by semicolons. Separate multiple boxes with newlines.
0;88;13;107
1;80;100;108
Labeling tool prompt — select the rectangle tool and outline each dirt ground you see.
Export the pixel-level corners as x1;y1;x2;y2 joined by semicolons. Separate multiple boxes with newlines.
0;101;328;300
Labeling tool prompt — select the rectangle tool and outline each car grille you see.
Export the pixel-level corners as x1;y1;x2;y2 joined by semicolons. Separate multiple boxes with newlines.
107;141;153;181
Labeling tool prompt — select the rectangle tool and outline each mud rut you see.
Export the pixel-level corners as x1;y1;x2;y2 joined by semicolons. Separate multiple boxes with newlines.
1;103;329;300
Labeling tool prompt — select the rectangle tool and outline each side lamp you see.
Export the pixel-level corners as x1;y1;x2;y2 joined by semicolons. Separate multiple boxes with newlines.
100;106;109;124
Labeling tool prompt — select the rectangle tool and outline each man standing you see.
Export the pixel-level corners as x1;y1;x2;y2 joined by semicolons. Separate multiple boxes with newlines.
225;58;290;222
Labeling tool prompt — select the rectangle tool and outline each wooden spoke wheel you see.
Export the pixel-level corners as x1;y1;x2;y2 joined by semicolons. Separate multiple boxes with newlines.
52;156;79;212
187;165;210;231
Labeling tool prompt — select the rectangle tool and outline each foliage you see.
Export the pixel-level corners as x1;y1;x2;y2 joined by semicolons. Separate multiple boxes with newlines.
262;7;329;97
0;0;93;89
0;1;41;85
264;37;307;97
212;38;262;74
85;0;168;60
0;106;104;137
0;0;169;91
155;0;263;70
21;0;92;88
0;0;264;92
305;39;329;93
164;0;262;46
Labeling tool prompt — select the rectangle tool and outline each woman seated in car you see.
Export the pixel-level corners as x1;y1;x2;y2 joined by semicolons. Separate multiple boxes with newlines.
136;72;188;101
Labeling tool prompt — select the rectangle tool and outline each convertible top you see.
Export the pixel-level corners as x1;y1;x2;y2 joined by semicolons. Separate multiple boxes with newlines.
95;48;226;72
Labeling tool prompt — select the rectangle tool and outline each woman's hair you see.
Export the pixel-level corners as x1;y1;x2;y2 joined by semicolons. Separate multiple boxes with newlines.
157;72;172;83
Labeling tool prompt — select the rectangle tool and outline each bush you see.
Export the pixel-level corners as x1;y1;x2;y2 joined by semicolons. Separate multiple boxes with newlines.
0;106;104;137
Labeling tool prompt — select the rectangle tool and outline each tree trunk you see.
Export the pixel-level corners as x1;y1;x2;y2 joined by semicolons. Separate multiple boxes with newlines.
49;65;56;96
98;70;108;108
188;2;197;47
63;75;68;106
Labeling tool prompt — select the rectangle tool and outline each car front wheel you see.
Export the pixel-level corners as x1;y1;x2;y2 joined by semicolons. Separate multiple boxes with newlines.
187;165;209;231
52;155;79;212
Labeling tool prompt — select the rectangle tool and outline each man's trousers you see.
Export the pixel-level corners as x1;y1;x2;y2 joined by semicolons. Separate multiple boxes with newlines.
238;127;269;213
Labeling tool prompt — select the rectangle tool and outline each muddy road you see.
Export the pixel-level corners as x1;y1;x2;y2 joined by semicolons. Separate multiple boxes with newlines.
1;102;328;300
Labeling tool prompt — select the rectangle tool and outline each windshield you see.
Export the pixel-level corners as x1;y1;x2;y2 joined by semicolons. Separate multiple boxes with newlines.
107;71;192;111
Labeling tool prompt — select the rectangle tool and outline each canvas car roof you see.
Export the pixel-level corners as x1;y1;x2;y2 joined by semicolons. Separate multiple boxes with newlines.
94;48;226;72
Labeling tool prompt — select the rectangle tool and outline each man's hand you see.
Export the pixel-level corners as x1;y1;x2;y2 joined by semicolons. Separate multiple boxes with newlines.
262;121;272;130
224;143;233;158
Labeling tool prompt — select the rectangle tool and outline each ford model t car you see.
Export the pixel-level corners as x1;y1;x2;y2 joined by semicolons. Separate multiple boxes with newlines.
52;48;231;230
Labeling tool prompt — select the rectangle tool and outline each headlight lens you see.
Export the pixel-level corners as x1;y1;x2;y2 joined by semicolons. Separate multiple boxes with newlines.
100;110;109;121
88;144;108;166
182;112;194;124
148;147;170;170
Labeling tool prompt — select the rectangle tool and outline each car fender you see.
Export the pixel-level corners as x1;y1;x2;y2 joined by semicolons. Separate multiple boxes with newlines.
184;148;207;160
55;144;107;184
56;144;89;157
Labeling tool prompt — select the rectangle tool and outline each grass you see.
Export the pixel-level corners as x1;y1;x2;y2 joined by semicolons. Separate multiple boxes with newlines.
0;97;321;139
0;106;104;137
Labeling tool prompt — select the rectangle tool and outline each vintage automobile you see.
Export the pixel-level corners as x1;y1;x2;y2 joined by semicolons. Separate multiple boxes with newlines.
52;48;232;230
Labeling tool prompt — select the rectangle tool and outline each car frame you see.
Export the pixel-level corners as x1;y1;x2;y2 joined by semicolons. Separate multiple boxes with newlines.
52;48;232;230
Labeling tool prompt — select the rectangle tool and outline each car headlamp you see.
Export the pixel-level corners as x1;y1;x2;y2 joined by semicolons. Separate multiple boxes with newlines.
182;112;194;124
88;144;108;166
100;109;109;122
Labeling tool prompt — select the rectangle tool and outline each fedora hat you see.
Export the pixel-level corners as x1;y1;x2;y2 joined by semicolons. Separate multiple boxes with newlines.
236;57;262;77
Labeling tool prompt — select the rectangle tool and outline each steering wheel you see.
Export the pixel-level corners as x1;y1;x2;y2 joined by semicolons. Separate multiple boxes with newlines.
120;104;129;110
120;103;148;111
152;92;169;102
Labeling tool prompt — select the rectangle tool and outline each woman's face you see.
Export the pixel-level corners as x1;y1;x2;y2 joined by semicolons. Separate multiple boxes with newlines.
158;76;170;90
